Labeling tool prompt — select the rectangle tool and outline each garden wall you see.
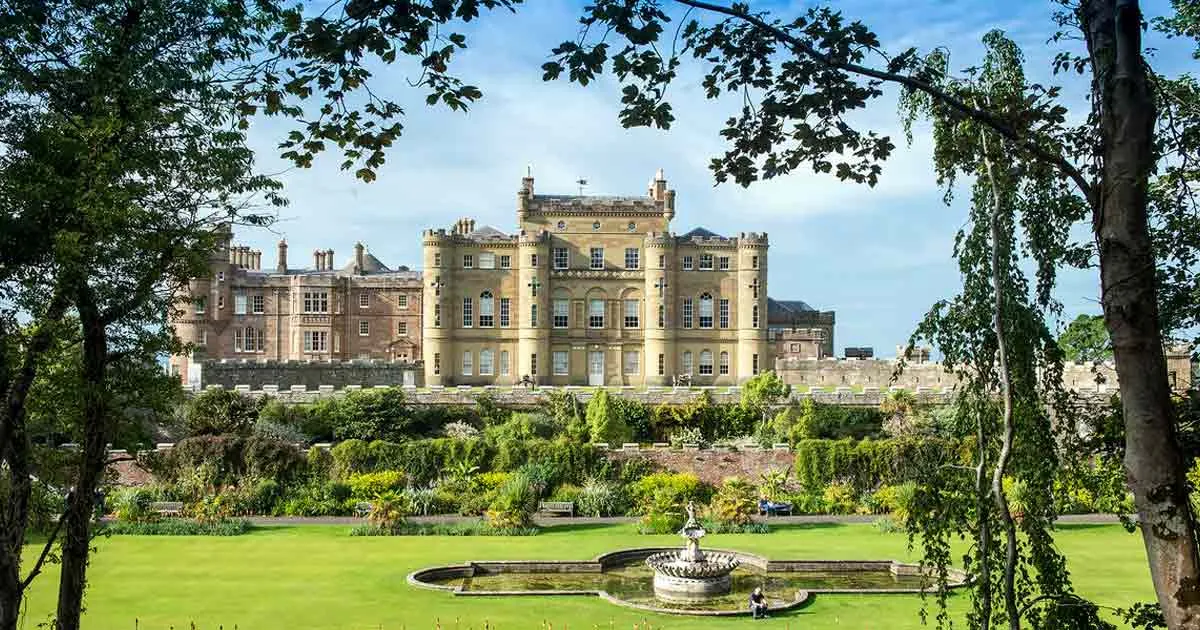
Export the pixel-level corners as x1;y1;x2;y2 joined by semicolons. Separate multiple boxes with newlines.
605;446;794;486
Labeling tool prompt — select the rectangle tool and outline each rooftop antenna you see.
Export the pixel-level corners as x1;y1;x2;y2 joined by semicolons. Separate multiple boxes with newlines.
576;178;588;195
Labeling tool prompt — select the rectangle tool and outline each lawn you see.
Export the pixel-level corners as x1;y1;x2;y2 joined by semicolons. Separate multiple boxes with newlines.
20;522;1153;630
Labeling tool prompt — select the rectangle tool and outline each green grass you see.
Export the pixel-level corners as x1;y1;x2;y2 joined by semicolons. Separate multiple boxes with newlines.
20;522;1153;630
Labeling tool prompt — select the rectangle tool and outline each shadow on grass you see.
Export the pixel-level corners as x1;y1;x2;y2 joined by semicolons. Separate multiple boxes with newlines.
540;522;624;534
1055;522;1129;532
764;522;847;533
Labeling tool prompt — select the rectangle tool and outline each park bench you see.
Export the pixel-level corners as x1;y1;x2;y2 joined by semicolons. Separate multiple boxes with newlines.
537;501;574;517
354;501;373;518
149;501;183;517
758;500;793;517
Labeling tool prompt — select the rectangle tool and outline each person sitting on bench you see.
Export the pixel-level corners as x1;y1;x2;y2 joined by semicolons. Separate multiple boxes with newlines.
750;587;768;619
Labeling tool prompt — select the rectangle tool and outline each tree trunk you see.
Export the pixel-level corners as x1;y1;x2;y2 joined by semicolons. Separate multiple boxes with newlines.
1085;1;1200;627
54;287;108;630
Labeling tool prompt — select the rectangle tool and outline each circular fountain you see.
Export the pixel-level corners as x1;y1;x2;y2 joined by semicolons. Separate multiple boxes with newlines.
644;501;740;603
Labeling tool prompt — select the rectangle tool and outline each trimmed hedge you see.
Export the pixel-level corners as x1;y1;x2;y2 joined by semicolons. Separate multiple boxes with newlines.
102;519;251;536
794;437;971;493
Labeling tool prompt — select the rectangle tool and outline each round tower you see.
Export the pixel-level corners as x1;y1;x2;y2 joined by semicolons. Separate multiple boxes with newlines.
517;229;549;384
736;232;769;381
643;232;676;386
422;229;452;386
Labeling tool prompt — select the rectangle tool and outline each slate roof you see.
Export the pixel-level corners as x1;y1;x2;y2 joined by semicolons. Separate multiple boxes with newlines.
341;252;390;274
467;225;510;240
680;226;724;239
768;297;816;314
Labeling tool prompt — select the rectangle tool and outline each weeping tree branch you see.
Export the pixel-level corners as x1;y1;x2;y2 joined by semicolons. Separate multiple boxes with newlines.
670;0;1097;208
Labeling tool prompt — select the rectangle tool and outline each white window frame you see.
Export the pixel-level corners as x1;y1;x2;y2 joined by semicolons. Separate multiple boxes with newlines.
699;293;714;329
682;351;693;375
480;349;494;375
462;297;473;328
720;351;730;375
433;352;441;375
303;331;327;353
398;321;408;336
718;256;730;271
719;298;730;329
553;299;569;328
252;294;265;314
358;293;369;308
500;350;510;376
588;299;605;329
682;297;693;329
554;247;569;270
462;351;473;376
433;303;442;328
398;294;408;308
624;248;639;270
234;293;247;315
303;291;329;314
657;353;665;376
195;297;206;315
500;255;511;269
553;351;569;376
359;320;370;336
479;252;496;269
699;350;714;375
590;247;604;270
623;350;640;375
699;253;714;270
479;291;495;328
623;299;639;328
500;297;511;327
682;255;693;271
463;254;474;269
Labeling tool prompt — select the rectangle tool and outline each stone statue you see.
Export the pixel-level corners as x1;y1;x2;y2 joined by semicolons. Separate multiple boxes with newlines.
684;501;698;527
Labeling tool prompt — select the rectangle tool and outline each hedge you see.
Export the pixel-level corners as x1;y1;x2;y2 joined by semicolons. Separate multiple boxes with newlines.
794;437;971;493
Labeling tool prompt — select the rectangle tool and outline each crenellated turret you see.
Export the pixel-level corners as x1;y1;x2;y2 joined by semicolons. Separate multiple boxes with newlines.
644;232;676;385
517;228;550;384
736;231;768;379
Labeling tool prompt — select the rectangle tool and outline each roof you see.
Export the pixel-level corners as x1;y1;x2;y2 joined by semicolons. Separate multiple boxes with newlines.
467;225;510;240
768;298;816;314
680;226;724;240
341;252;390;274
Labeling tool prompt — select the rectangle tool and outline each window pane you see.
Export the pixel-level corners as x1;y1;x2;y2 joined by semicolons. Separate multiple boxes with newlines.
480;350;494;375
553;351;569;375
588;299;605;328
479;253;496;269
623;299;639;328
462;351;473;375
553;299;569;328
623;351;640;375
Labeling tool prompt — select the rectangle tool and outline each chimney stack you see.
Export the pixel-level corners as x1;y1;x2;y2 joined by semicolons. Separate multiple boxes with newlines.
521;165;534;196
254;250;262;270
651;168;667;201
325;249;334;271
354;242;365;275
313;249;321;270
277;240;288;274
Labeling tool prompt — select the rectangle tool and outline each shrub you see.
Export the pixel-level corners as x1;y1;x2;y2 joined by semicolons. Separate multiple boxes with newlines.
476;471;511;493
253;420;309;444
444;421;480;439
487;472;539;529
406;485;443;516
668;426;705;448
347;471;406;499
280;480;353;516
637;489;686;534
821;481;857;515
248;478;282;515
331;387;415;442
794;437;966;493
577;478;627;517
112;487;157;523
367;491;412;533
184;389;264;436
156;435;305;488
103;519;251;536
587;389;631;445
709;477;758;525
629;472;708;513
350;520;539;537
549;483;583;503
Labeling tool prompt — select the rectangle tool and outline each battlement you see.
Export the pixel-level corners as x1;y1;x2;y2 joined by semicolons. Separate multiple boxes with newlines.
737;232;769;247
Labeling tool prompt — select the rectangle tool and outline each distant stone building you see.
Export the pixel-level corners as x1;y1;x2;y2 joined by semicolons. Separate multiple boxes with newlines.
422;170;781;387
168;227;423;387
767;298;836;360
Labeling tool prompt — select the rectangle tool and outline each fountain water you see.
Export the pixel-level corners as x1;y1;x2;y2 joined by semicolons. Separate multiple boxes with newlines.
644;501;740;603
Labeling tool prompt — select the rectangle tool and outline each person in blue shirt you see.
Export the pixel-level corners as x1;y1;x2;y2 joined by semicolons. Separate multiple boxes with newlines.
749;586;768;618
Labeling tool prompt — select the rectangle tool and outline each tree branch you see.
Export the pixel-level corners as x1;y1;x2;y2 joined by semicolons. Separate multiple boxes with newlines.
20;505;68;590
670;0;1098;208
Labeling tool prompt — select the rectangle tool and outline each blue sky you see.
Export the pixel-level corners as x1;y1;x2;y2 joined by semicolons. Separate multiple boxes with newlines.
237;0;1193;357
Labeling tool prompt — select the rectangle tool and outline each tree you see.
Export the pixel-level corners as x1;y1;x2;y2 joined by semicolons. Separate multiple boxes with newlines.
586;388;631;445
1058;314;1113;364
740;370;791;425
540;2;1199;624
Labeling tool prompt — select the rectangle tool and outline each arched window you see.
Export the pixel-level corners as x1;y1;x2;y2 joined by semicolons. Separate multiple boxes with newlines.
682;351;693;375
719;351;730;375
698;293;714;328
479;291;495;327
480;349;495;375
699;350;713;375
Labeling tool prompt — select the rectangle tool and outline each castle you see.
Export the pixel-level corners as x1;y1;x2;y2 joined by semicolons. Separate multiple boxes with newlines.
168;170;834;388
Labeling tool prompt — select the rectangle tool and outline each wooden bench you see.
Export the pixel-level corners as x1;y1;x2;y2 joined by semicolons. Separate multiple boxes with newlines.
354;501;373;518
537;501;574;517
149;501;183;517
758;501;793;517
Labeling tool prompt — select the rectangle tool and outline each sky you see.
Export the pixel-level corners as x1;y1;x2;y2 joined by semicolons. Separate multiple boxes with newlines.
235;0;1194;358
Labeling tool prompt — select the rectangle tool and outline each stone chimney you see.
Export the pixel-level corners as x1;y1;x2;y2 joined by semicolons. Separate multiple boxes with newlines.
313;249;322;270
277;240;288;274
521;165;534;196
354;242;365;275
651;168;667;201
325;249;334;271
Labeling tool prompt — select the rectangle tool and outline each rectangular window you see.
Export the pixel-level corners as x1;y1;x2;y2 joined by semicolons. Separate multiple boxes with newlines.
623;299;639;328
358;293;369;308
623;351;640;375
479;252;496;269
480;350;494;375
720;352;730;375
752;255;759;270
462;297;473;327
217;271;224;282
624;248;640;270
462;351;473;376
657;303;665;328
553;351;569;376
553;299;569;328
588;299;605;328
530;304;538;327
682;297;693;329
500;298;511;327
500;350;510;376
218;295;224;310
252;294;265;314
658;254;665;269
463;254;474;269
682;255;693;271
398;321;408;336
699;352;713;375
590;247;604;270
200;330;208;346
682;351;693;374
699;297;714;329
234;293;247;315
398;294;408;308
699;253;714;270
303;331;328;352
554;247;569;270
234;328;243;352
433;253;442;267
718;256;730;270
530;254;539;267
359;321;369;336
753;353;760;374
752;304;760;329
195;297;206;314
719;299;730;329
479;296;494;328
657;353;665;376
433;303;442;328
303;291;329;313
530;353;538;376
433;352;441;375
499;255;511;269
